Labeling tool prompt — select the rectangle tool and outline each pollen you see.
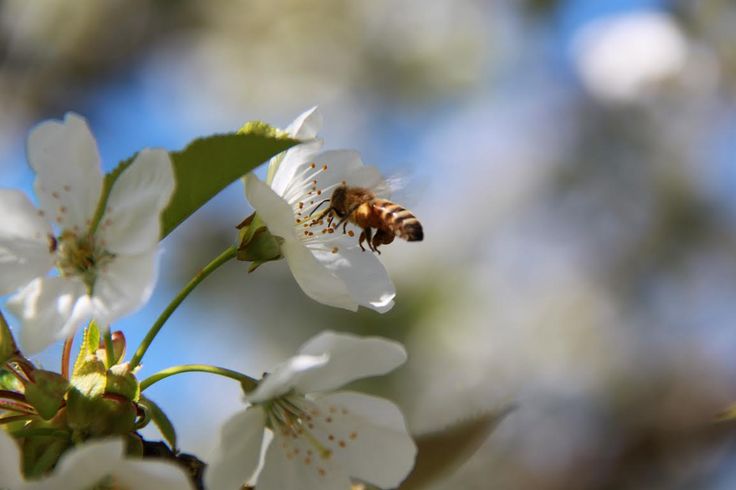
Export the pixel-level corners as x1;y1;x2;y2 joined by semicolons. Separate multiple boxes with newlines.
331;247;339;254
338;440;346;448
317;190;322;195
328;434;335;441
347;230;355;237
63;184;71;192
51;191;60;199
304;457;312;465
327;228;334;234
318;467;326;477
349;432;358;440
312;180;317;185
310;163;316;169
322;164;328;170
298;202;304;209
59;206;67;214
37;210;45;217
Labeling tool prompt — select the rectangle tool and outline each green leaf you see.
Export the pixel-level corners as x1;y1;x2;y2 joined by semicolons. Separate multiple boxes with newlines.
100;125;297;241
139;395;177;451
24;370;69;420
0;310;18;364
399;406;514;490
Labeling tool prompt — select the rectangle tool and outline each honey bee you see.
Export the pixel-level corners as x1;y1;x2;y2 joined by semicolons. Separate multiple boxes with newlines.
315;183;423;254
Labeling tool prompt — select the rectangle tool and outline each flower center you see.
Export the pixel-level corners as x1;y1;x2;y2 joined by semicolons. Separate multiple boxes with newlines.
283;162;348;253
266;396;333;461
54;230;114;290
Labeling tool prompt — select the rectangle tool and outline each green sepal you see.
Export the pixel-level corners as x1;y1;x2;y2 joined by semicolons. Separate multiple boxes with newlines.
0;311;18;365
139;395;178;451
73;321;101;376
20;418;71;479
236;212;284;269
24;370;69;420
105;364;140;402
0;368;23;392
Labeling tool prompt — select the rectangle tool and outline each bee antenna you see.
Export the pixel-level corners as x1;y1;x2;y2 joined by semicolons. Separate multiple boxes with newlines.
310;199;331;216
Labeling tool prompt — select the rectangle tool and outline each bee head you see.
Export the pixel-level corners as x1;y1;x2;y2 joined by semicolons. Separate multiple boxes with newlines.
330;184;348;217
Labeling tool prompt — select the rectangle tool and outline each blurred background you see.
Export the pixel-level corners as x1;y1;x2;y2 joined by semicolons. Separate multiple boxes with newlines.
1;0;736;488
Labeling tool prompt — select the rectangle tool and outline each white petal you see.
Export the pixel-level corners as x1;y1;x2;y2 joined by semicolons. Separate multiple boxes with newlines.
114;460;194;490
0;429;22;489
91;251;158;325
247;355;328;403
8;277;92;354
245;173;297;239
285;106;323;140
311;244;395;313
205;407;267;490
0;190;53;295
314;392;417;489
294;331;406;393
32;438;122;490
27;113;103;231
274;150;364;205
269;143;324;195
256;432;351;490
266;107;324;187
99;149;175;255
282;240;357;311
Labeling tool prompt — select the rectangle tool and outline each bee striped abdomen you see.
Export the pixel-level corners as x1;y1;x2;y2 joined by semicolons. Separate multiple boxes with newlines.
374;199;423;242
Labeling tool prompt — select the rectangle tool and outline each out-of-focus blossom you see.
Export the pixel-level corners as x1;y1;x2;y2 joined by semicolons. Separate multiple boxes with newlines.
0;432;193;490
205;331;416;490
245;108;396;312
0;113;174;353
572;11;688;102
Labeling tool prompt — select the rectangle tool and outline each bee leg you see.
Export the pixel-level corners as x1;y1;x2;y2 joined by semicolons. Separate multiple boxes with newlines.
363;227;375;252
342;221;349;235
358;231;367;251
372;229;393;254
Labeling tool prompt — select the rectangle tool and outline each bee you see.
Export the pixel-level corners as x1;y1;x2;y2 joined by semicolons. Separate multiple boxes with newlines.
314;183;423;254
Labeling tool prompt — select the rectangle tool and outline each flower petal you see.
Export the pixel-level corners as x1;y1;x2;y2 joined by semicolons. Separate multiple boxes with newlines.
115;460;195;490
314;391;417;489
91;251;158;325
8;276;92;354
256;432;351;490
310;244;396;313
285;106;323;140
0;190;54;295
282;240;357;311
98;149;175;255
35;438;122;490
247;355;328;403
267;107;324;187
205;407;267;490
0;429;22;489
275;150;364;206
294;331;406;393
27;113;103;231
245;173;297;239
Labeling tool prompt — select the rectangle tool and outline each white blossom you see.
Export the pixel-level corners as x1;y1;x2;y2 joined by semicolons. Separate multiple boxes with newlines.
205;331;416;490
0;431;193;490
0;113;174;353
245;107;396;312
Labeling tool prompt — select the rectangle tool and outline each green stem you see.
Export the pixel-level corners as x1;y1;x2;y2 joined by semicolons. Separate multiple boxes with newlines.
128;246;237;370
140;364;257;392
103;328;115;368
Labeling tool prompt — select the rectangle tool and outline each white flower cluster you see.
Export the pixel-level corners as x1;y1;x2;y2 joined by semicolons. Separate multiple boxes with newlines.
0;110;415;489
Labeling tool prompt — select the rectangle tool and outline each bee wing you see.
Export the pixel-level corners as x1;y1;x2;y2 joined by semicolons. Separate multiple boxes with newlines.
374;171;427;208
